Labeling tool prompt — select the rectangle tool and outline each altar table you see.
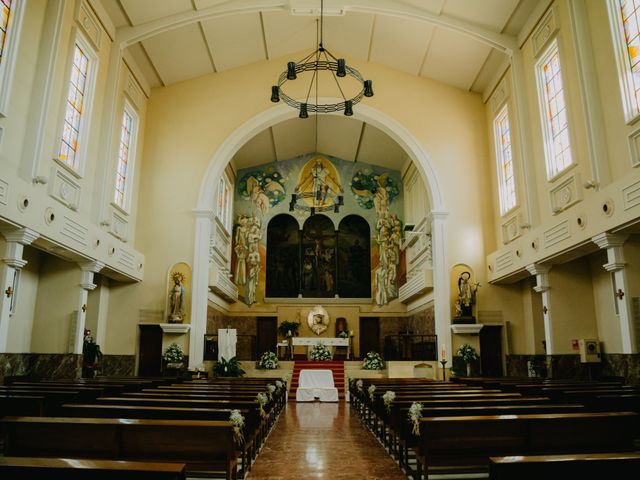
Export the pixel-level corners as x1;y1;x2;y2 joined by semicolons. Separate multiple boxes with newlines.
296;369;339;402
291;337;350;359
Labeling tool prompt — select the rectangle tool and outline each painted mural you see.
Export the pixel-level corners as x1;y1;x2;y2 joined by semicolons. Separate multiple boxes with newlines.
232;153;403;306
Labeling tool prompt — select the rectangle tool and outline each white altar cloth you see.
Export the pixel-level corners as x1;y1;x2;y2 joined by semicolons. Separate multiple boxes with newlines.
291;337;350;359
296;369;339;402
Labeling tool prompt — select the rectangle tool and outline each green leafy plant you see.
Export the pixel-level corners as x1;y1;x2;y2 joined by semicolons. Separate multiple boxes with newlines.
309;343;332;361
337;331;349;339
163;343;184;363
362;351;384;370
277;320;300;337
214;356;246;377
257;351;279;370
457;344;478;363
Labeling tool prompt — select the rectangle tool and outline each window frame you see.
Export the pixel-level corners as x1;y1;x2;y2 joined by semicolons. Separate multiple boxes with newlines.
493;104;518;216
0;0;25;117
534;38;575;181
608;0;640;124
112;99;139;213
54;29;99;177
216;174;233;233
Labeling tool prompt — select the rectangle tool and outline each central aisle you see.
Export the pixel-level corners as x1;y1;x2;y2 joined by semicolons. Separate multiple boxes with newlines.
247;402;407;479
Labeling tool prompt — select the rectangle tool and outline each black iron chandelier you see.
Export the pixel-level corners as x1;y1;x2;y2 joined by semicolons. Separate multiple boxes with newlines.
270;0;374;118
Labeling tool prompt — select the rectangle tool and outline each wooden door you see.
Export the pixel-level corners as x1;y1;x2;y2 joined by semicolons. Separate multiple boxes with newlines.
257;317;277;358
138;324;163;376
359;317;380;359
480;325;503;377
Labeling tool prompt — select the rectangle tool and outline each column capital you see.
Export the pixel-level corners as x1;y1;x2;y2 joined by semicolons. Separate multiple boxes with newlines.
526;263;551;276
1;228;39;245
79;260;105;273
429;210;449;222
591;232;629;250
192;208;214;220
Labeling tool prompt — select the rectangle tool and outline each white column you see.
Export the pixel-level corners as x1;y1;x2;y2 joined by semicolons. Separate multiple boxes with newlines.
592;233;635;353
71;261;104;354
431;211;451;365
0;228;39;352
526;263;552;354
189;208;214;368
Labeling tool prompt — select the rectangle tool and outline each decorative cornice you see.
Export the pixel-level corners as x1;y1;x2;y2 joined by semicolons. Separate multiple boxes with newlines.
79;260;105;273
525;263;551;276
1;228;39;245
591;232;629;250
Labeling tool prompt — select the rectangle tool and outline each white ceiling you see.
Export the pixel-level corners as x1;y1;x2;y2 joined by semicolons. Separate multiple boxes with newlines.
97;0;541;171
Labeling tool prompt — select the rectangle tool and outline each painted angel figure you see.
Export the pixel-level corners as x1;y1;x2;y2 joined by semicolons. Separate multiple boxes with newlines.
243;176;284;216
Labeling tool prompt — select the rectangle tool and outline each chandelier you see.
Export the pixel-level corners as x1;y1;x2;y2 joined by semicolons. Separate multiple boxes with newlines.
270;0;374;118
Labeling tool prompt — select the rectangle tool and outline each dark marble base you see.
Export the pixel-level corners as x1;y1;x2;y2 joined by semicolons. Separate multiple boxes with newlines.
0;353;82;383
506;354;640;385
100;355;136;376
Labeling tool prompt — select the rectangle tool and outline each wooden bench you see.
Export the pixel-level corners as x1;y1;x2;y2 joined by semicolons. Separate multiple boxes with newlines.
489;452;640;479
0;457;186;480
415;411;637;479
3;416;240;480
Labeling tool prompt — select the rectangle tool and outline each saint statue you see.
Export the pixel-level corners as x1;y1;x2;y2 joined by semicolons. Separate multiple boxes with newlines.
168;272;186;323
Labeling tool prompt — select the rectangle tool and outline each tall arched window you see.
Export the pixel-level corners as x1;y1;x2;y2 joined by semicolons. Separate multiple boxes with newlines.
338;215;371;298
301;215;336;297
266;214;300;298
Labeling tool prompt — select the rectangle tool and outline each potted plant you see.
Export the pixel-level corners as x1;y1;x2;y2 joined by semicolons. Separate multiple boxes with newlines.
277;320;300;338
256;351;279;370
309;343;332;361
82;329;102;378
457;343;478;376
214;356;246;377
362;351;385;370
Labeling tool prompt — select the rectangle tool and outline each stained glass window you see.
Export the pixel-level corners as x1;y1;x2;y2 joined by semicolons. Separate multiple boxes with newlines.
537;40;572;178
615;0;640;119
59;43;90;170
114;106;136;208
494;105;516;214
0;0;12;64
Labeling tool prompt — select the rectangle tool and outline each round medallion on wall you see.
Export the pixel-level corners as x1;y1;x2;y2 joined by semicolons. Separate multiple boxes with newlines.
307;305;330;336
44;207;56;225
601;199;614;217
17;195;29;212
576;214;587;230
108;245;116;257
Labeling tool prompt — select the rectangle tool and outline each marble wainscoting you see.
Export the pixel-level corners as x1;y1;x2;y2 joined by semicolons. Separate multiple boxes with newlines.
601;354;640;386
100;355;136;376
0;353;83;382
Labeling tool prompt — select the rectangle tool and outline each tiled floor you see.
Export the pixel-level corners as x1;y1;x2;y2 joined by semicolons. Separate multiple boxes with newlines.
246;402;407;479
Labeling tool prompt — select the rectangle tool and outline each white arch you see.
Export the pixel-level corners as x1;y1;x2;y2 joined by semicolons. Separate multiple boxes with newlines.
189;101;451;367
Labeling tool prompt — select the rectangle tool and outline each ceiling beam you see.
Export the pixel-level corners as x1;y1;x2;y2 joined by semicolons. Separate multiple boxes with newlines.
116;0;517;54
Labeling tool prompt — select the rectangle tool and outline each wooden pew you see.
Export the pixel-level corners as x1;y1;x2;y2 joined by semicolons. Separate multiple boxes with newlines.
415;411;637;479
489;452;640;479
3;416;241;480
0;457;186;480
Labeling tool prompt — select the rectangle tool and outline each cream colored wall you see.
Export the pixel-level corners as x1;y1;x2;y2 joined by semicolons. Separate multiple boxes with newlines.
5;245;42;353
30;255;80;353
548;258;598;354
133;55;492;355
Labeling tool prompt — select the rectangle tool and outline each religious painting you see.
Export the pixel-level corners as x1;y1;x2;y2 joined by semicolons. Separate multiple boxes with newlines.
350;169;400;215
237;167;287;216
294;155;343;211
307;305;330;335
266;214;300;298
301;215;336;297
232;214;262;305
337;215;371;298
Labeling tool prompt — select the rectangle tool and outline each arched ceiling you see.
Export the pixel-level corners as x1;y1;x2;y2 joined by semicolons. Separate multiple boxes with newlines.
99;0;540;94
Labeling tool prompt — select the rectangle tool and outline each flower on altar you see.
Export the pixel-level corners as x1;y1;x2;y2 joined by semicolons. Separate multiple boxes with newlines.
309;343;332;361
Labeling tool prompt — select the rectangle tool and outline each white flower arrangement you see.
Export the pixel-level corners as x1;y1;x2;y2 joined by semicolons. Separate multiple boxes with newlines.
163;343;184;363
368;384;376;402
266;383;276;400
257;350;279;370
309;343;332;361
275;380;284;391
408;402;423;436
382;390;396;413
256;392;268;418
337;331;349;339
356;379;364;392
457;343;479;363
362;351;384;370
229;409;245;445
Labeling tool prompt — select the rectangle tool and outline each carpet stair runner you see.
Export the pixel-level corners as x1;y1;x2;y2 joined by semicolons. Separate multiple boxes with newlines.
290;360;345;401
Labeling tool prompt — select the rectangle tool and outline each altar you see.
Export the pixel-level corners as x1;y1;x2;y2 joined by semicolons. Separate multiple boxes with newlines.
295;369;339;402
291;337;350;360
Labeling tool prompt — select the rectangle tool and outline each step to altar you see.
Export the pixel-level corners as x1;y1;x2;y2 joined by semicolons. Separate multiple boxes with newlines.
290;360;345;401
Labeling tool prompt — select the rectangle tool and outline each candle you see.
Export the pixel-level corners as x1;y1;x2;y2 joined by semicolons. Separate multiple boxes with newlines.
441;344;446;360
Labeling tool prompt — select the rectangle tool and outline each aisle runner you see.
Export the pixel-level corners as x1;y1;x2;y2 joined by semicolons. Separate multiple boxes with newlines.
290;360;345;400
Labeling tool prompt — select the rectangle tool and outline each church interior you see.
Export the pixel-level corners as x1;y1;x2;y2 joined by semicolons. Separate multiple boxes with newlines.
1;0;640;478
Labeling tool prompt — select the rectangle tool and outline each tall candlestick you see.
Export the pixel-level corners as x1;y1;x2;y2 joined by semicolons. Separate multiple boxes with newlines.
441;343;446;360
